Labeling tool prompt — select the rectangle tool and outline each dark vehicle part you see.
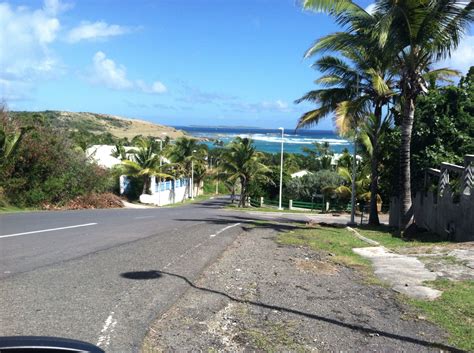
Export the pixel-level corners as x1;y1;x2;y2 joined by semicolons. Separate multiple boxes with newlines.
0;336;104;353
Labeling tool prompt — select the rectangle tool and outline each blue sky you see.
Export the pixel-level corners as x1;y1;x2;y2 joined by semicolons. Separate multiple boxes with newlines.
1;0;473;129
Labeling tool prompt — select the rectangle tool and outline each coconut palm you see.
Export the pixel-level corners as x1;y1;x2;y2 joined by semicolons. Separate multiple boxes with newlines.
301;0;471;230
218;137;271;207
296;37;396;225
121;137;170;194
371;0;471;230
167;137;207;196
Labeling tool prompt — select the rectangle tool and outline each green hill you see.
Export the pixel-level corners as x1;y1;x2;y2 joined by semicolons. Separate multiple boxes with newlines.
9;110;185;139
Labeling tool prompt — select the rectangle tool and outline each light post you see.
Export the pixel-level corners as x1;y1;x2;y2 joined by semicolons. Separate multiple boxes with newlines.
191;149;197;199
278;127;284;210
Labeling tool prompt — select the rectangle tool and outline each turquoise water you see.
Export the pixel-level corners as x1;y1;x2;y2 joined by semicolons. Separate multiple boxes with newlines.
174;126;352;154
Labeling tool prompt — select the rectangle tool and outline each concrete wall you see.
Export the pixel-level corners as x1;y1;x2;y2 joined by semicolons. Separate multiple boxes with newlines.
140;178;191;206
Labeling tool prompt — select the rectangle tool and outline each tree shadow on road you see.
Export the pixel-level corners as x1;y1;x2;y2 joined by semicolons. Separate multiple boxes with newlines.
119;269;463;352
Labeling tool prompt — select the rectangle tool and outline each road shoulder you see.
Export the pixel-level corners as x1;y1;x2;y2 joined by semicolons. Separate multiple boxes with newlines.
143;225;449;352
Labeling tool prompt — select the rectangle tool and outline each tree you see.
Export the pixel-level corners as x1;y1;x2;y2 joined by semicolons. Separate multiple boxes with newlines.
218;137;271;207
166;137;207;196
296;27;395;225
121;137;169;194
300;0;472;230
372;0;472;230
0;108;28;168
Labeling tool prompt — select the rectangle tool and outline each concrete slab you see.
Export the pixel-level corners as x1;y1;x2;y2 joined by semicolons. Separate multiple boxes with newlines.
353;247;442;300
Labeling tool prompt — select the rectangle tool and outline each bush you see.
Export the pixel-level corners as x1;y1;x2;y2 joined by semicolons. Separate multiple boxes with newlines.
1;122;115;207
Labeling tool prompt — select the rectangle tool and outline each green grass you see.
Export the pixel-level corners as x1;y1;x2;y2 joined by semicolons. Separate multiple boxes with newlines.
225;204;319;214
407;279;474;351
277;226;372;270
356;225;449;249
162;193;215;208
0;205;36;214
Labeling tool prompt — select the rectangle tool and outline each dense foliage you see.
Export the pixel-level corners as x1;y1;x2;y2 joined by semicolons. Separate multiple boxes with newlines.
0;110;115;208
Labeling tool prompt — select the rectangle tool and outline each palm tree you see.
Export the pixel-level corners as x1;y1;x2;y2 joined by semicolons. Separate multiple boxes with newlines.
0;107;29;168
300;0;470;230
296;36;395;225
219;137;271;207
371;0;471;230
167;137;207;196
121;137;169;194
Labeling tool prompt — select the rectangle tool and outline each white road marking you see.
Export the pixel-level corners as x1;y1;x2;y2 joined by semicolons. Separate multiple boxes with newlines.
134;216;155;219
96;221;242;348
0;223;98;239
97;311;118;348
209;222;241;238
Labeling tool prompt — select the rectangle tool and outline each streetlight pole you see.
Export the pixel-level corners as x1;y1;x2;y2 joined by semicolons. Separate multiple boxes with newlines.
278;127;284;210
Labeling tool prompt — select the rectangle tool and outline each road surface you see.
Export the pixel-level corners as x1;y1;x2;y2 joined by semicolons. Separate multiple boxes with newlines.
1;198;238;351
0;198;322;352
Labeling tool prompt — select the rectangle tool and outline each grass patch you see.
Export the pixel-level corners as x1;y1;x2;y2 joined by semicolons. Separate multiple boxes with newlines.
277;226;372;270
162;194;214;208
356;225;449;249
0;205;35;213
225;204;319;214
406;279;474;351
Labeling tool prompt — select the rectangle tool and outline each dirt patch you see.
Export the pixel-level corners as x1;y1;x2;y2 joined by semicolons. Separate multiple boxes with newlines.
143;227;453;352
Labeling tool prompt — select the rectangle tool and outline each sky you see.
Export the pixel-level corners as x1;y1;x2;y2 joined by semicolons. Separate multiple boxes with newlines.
1;0;473;130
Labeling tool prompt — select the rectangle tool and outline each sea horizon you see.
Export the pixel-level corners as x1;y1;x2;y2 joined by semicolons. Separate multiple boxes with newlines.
173;125;352;155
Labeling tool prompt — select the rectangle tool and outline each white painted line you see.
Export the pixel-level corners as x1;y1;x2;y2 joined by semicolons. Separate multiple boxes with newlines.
134;216;155;219
97;311;117;348
210;222;241;238
0;223;98;239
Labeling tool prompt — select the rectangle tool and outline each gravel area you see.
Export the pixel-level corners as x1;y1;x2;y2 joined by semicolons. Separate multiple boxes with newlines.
143;227;456;352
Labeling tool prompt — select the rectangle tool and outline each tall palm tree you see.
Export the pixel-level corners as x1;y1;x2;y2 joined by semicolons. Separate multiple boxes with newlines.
121;137;169;194
219;137;271;207
296;38;395;225
301;0;471;230
372;0;471;230
167;137;207;196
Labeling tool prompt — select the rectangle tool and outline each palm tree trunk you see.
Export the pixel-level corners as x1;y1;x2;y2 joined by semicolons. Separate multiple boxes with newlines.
368;106;381;226
399;97;415;231
368;137;380;225
239;179;246;207
142;175;149;194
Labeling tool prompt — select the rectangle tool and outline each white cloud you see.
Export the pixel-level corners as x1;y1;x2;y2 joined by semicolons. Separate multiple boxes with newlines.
66;21;131;43
89;51;167;94
0;1;61;79
365;3;376;14
91;51;132;90
136;80;167;94
438;35;474;74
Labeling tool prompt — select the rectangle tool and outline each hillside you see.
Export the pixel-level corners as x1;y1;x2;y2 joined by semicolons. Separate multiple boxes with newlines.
9;111;185;139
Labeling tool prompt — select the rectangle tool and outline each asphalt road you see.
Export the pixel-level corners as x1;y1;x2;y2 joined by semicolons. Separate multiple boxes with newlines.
0;197;283;352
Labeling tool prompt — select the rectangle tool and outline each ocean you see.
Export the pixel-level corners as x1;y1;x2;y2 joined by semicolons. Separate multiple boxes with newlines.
173;126;353;155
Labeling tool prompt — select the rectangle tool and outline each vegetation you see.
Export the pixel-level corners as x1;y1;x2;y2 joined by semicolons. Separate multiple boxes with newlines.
407;279;474;351
1;107;115;208
218;137;271;207
277;225;371;270
300;0;473;232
